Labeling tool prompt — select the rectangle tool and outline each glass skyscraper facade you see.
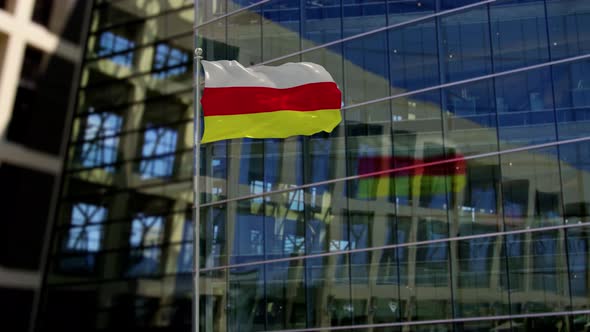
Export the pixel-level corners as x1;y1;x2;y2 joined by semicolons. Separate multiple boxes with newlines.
38;0;590;331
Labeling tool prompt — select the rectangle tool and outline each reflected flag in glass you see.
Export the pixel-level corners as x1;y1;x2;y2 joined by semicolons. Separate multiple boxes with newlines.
357;152;467;199
200;60;342;143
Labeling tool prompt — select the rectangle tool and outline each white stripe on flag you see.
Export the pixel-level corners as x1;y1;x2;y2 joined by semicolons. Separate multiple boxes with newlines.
201;60;336;88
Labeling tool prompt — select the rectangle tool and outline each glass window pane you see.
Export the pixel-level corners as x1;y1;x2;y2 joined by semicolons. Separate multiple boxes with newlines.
504;230;570;314
388;0;435;25
227;8;262;65
344;31;390;106
442;79;498;156
490;0;549;72
454;235;510;318
553;59;590;140
502;147;563;230
303;0;342;46
342;0;387;38
560;141;590;224
547;0;590;60
495;68;557;149
389;19;439;93
439;6;492;82
262;0;301;61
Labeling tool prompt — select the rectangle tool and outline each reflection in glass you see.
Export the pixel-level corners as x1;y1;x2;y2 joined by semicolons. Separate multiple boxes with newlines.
553;59;590;140
547;0;590;60
490;0;549;72
96;31;135;66
389;19;439;93
439;6;492;82
139;126;178;179
127;214;164;276
502;147;562;230
152;44;190;79
78;112;122;170
60;203;107;272
495;68;556;149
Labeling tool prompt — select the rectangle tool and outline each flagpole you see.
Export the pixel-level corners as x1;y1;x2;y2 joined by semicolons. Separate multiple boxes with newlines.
193;47;203;332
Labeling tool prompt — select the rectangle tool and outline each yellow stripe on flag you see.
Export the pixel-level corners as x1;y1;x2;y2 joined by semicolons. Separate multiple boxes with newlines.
201;109;342;143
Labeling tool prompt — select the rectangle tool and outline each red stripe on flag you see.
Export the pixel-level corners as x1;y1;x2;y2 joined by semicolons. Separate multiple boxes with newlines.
201;82;342;116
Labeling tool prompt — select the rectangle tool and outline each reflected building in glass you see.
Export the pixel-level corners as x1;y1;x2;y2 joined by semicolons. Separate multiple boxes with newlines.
37;0;590;331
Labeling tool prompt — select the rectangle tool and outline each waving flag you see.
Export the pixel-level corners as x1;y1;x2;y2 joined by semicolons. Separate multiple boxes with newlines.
200;60;342;143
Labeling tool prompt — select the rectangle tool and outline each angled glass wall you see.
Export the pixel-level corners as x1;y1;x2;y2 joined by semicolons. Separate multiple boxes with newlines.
38;0;590;331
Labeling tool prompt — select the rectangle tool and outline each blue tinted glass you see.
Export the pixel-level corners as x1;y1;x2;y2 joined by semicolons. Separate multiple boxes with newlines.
439;6;492;82
80;112;122;170
342;0;387;38
547;0;590;60
177;220;193;272
344;31;389;105
139;126;178;178
97;31;135;66
552;59;590;140
440;0;488;10
567;228;590;310
389;19;439;92
388;0;435;25
127;214;163;277
303;0;342;44
495;68;556;148
490;0;549;72
228;266;265;330
443;79;498;155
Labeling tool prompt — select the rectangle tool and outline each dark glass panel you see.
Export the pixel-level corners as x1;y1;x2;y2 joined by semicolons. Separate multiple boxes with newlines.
490;0;549;72
501;147;563;231
198;20;231;61
306;254;353;328
505;230;570;315
495;68;557;149
440;0;489;10
227;265;265;331
344;31;390;106
265;261;307;329
200;269;227;332
302;0;342;45
547;0;590;60
560;141;590;224
389;19;439;93
388;0;435;25
342;0;387;38
455;319;515;332
567;227;590;311
451;156;502;237
396;224;453;321
439;5;492;82
553;59;590;140
454;235;510;318
442;79;498;155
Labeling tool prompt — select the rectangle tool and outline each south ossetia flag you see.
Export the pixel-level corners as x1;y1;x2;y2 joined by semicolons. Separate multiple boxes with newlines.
200;60;342;143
